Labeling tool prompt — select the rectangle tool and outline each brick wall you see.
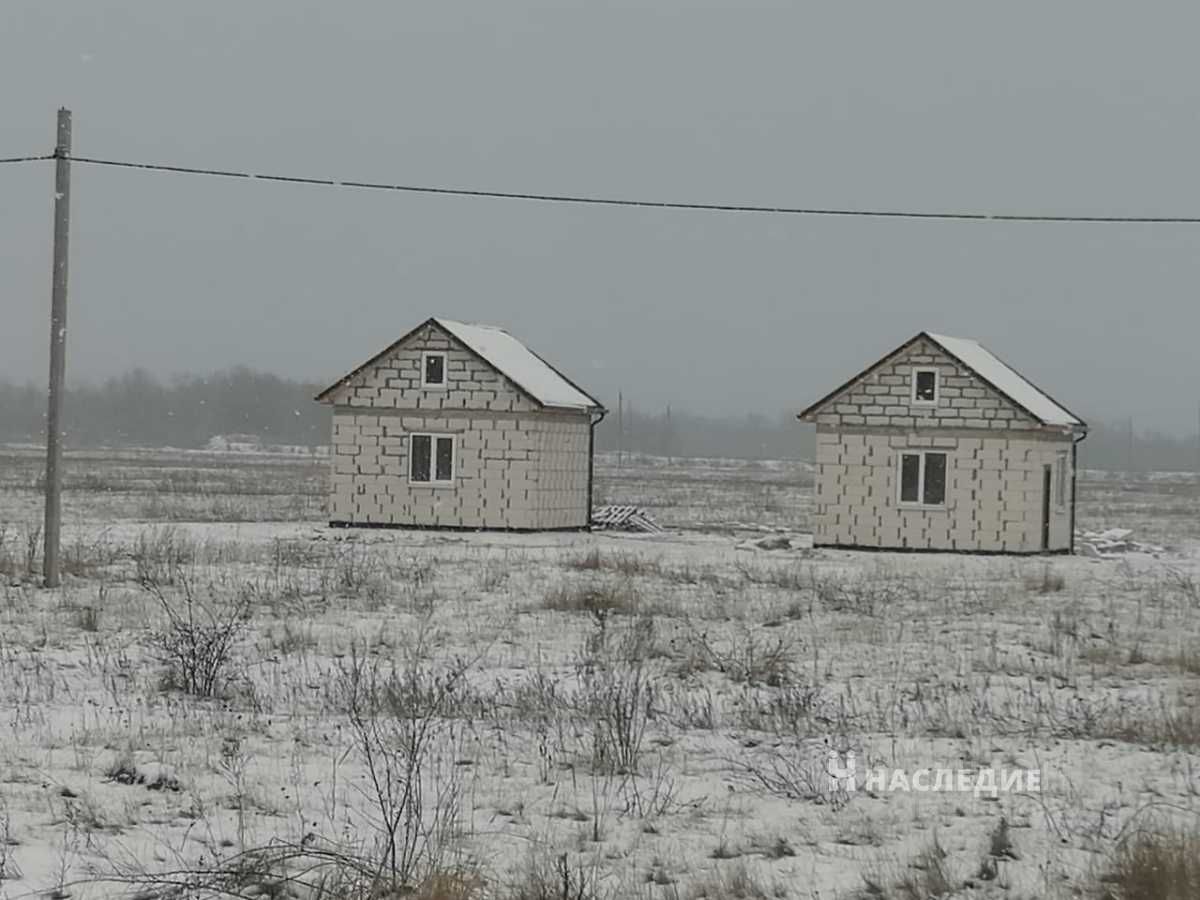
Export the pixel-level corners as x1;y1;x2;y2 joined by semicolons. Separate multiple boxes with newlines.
325;321;594;529
323;322;539;414
533;417;592;528
806;336;1080;553
811;337;1041;431
814;429;1075;552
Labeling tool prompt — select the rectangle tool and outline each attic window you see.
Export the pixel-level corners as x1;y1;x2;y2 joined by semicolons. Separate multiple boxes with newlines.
421;352;447;388
911;368;939;405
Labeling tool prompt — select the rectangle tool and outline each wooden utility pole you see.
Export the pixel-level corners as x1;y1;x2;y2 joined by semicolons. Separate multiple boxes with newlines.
43;107;72;588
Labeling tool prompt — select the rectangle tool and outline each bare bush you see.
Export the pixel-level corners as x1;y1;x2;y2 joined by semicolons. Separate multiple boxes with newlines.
565;548;657;578
96;840;484;900
502;852;603;900
316;540;391;602
0;522;43;581
141;573;251;697
727;739;839;803
544;580;639;617
475;558;509;592
335;638;470;888
577;616;657;776
734;560;807;591
1166;569;1199;607
811;570;915;617
673;625;796;687
731;682;831;736
133;526;197;586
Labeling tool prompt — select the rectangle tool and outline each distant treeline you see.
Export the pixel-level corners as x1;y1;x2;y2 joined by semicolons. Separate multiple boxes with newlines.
0;368;328;449
1;369;1197;471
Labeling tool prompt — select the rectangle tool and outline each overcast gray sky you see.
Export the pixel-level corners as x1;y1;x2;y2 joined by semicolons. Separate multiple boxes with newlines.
2;1;1198;433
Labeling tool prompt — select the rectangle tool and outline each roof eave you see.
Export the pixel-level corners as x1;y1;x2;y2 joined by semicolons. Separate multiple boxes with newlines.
923;332;1086;432
313;316;439;404
795;332;929;422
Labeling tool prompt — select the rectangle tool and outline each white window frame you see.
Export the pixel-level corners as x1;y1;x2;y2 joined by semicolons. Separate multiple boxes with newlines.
408;433;456;486
420;351;448;389
910;367;940;406
897;450;948;508
1054;452;1068;508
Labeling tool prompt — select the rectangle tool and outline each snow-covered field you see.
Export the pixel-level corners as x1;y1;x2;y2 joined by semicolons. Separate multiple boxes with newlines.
0;446;1198;899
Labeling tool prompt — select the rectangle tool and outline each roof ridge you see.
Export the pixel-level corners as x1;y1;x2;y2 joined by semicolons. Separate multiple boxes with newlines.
433;319;604;412
434;317;507;332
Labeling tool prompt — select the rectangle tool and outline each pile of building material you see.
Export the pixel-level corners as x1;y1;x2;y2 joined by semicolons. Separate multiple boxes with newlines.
1076;528;1165;558
734;531;816;552
591;505;663;533
735;534;793;551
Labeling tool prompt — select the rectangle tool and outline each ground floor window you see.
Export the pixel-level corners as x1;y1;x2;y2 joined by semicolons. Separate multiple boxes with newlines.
899;451;947;506
410;434;455;484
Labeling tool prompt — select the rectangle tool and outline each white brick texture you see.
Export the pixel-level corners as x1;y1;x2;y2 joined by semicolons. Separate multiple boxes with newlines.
325;322;593;530
809;338;1041;431
329;410;591;529
807;337;1080;553
323;322;540;414
813;428;1075;552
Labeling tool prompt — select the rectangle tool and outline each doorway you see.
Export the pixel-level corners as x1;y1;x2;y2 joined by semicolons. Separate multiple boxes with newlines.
1041;464;1052;551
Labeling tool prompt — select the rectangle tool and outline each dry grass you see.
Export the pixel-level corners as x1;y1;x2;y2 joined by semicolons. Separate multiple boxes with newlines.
1166;644;1200;676
1024;567;1068;594
0;450;1197;898
500;852;603;900
861;838;956;900
685;862;785;899
1094;825;1200;900
543;580;640;617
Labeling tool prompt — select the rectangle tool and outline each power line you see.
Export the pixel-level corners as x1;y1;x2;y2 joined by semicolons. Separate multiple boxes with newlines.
0;154;55;165
10;149;1200;223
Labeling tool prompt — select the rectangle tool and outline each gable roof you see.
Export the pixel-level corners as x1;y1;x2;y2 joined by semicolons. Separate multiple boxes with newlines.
797;331;1086;430
314;317;604;412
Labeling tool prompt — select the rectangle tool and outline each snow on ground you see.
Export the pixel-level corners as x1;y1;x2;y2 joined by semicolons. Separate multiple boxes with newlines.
0;449;1198;899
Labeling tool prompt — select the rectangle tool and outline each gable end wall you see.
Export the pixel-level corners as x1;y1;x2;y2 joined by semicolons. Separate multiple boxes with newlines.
810;338;1042;431
324;322;540;414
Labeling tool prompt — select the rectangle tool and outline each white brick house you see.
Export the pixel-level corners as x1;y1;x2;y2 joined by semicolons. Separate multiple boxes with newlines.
798;333;1087;554
315;318;605;530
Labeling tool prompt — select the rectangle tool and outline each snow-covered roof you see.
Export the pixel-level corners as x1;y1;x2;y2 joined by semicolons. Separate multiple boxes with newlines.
433;319;601;411
797;331;1085;430
315;317;603;411
925;333;1082;427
